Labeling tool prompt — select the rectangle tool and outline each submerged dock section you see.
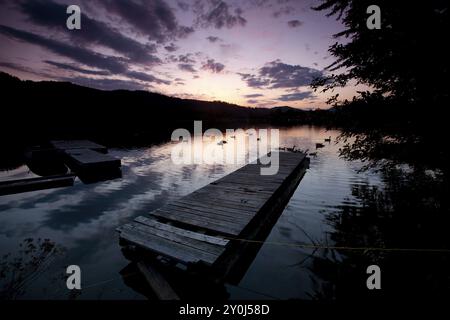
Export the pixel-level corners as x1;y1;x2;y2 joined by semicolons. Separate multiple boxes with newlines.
117;151;309;287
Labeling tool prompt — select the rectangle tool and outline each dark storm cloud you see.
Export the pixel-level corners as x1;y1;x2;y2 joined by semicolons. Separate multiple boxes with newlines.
166;53;197;66
44;60;110;76
18;0;160;64
206;36;222;43
287;20;303;28
0;25;126;74
0;25;170;85
244;93;264;98
239;60;324;89
126;70;170;84
178;63;197;73
164;43;179;52
0;61;27;72
99;0;194;43
201;59;225;73
0;61;52;78
238;73;270;88
195;0;247;29
178;54;196;64
177;1;190;11
278;91;314;101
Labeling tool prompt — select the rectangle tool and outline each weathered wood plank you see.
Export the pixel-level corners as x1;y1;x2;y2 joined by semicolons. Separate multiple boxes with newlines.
175;196;260;213
158;206;246;231
150;208;243;236
166;202;251;223
119;224;218;265
124;220;225;257
209;181;281;193
135;216;229;246
173;199;255;216
188;191;266;208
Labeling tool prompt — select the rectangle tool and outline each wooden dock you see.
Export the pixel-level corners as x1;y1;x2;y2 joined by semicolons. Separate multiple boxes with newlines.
0;140;122;196
0;173;76;196
117;151;309;285
64;148;121;172
50;140;108;153
50;140;121;177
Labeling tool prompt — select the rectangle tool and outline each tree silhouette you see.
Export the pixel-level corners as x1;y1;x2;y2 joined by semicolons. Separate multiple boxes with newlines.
312;0;449;105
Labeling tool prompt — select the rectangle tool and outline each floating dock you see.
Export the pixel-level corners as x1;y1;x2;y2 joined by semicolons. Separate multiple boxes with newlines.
63;148;121;172
117;151;309;287
1;140;121;196
50;140;121;173
51;140;121;181
50;140;108;153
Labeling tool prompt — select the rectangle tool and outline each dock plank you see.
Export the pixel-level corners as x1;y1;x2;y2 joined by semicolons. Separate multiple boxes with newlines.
118;224;219;265
166;203;251;223
123;221;225;257
150;208;244;236
135;216;229;246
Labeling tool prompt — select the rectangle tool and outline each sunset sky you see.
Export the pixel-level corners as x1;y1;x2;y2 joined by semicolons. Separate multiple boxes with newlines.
0;0;361;109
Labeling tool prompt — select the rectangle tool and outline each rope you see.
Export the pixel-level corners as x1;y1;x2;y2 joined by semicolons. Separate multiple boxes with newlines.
219;237;450;253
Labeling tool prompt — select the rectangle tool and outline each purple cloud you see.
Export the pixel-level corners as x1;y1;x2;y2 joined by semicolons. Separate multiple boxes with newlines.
239;60;324;89
244;93;264;98
287;20;303;28
206;36;222;43
0;25;169;85
201;59;225;73
59;76;147;91
18;0;160;64
44;60;110;76
278;91;314;101
98;0;194;43
195;1;246;29
164;43;179;52
178;63;197;73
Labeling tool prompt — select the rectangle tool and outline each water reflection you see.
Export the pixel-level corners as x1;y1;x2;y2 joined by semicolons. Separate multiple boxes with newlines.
0;238;66;299
0;165;40;182
0;126;448;300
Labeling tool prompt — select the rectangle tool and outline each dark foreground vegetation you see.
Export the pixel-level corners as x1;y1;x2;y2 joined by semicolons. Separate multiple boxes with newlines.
310;0;449;170
303;0;450;301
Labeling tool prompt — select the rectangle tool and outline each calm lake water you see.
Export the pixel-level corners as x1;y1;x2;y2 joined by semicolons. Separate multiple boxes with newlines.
0;125;447;300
